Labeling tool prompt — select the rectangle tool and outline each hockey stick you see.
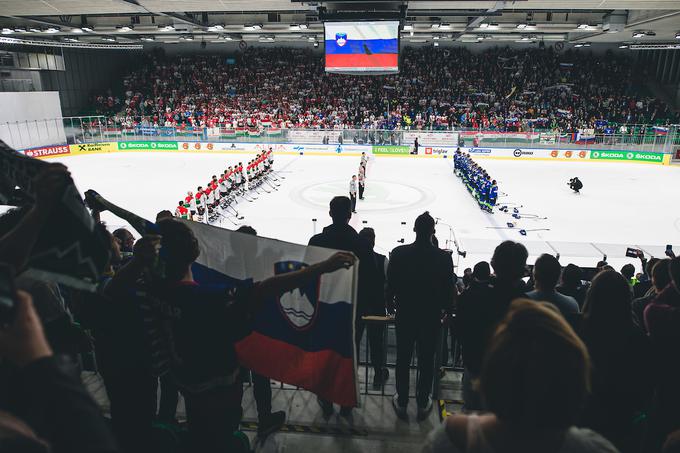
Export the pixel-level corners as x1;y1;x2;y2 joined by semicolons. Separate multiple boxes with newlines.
517;214;548;220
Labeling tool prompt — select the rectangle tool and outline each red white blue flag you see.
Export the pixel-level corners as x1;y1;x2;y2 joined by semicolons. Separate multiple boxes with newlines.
183;220;360;407
325;21;399;73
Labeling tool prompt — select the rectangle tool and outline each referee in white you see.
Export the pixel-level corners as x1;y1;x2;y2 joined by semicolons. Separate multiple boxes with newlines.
349;175;358;213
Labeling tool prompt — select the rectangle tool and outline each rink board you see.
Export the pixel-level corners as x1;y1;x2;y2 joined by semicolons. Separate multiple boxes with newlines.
20;140;673;165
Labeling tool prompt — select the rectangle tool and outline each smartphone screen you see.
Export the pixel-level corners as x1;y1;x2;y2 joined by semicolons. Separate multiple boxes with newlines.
625;247;640;258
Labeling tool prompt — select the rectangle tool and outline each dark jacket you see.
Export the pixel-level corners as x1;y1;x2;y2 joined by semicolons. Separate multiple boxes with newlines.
556;283;588;309
309;223;380;315
456;277;526;375
386;239;454;324
9;356;119;453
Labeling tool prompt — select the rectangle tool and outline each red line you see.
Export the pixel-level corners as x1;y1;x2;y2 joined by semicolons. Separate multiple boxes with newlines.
326;53;398;69
236;332;357;407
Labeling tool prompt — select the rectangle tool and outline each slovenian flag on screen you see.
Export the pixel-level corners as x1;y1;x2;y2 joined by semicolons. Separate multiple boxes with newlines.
325;21;399;73
181;220;360;407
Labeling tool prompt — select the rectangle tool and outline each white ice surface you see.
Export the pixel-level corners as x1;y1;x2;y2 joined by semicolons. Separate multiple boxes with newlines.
52;152;680;273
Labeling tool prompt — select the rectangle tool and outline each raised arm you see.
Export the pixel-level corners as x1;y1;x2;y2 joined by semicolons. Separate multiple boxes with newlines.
251;251;356;305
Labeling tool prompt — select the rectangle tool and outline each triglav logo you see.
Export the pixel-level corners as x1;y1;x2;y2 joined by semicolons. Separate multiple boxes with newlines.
275;261;320;330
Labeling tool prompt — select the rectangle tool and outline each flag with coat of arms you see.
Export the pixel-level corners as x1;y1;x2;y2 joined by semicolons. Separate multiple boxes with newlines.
182;220;360;407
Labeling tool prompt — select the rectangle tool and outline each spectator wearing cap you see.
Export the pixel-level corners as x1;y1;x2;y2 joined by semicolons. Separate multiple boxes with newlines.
526;254;580;324
387;212;455;420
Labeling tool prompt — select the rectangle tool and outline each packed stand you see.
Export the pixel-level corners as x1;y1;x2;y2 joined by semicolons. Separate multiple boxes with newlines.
94;47;678;134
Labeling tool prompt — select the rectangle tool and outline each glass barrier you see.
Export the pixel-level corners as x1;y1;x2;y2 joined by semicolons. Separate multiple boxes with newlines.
2;116;678;154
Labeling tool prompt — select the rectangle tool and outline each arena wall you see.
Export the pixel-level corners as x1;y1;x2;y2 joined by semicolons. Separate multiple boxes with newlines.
19;140;674;165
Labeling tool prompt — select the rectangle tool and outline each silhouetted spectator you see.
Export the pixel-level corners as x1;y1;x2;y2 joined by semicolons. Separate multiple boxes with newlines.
423;300;618;453
358;227;390;389
557;263;589;309
387;212;454;420
580;270;650;452
155;219;354;452
234;225;286;436
632;259;670;333
0;290;119;453
308;196;380;417
456;241;528;410
526;254;580;324
643;257;680;452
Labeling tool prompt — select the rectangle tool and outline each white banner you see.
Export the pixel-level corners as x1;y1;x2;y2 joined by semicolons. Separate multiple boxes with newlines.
403;131;459;146
288;130;342;143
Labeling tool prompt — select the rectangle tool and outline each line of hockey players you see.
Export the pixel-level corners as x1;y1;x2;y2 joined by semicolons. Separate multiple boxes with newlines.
174;148;275;223
453;149;498;213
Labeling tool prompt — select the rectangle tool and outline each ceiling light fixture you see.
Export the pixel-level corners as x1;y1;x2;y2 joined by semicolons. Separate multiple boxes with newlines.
632;31;645;38
117;25;132;32
140;36;155;41
29;27;42;33
44;27;60;33
516;23;527;29
71;27;84;33
159;25;174;32
577;24;589;29
403;24;413;31
82;26;93;32
479;23;489;29
1;28;13;35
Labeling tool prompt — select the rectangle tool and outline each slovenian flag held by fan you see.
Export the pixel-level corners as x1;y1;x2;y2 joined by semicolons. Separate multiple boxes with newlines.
325;21;399;74
182;220;360;407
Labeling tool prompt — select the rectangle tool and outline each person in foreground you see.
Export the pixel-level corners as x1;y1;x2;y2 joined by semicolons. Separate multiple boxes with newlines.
422;299;619;453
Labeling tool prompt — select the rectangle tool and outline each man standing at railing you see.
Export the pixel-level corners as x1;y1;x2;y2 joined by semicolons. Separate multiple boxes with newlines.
387;212;455;420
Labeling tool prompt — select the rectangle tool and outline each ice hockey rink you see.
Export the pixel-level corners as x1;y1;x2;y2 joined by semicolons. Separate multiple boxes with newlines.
53;151;680;273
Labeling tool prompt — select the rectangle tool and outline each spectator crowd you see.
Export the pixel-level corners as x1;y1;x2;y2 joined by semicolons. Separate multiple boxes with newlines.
93;47;678;135
2;156;680;453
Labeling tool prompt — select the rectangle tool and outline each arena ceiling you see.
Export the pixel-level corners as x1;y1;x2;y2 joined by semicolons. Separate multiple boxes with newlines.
0;0;678;48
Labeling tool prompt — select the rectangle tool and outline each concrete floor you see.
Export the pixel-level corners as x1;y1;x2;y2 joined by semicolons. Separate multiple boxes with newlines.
83;336;465;453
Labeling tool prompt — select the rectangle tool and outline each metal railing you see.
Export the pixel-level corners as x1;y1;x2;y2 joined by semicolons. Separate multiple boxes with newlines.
2;116;679;154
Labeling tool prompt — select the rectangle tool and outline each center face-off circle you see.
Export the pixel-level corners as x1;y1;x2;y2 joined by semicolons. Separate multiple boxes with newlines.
290;179;435;214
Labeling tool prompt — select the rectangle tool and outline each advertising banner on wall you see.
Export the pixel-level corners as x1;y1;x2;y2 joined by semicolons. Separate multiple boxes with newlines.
24;144;70;158
69;142;118;154
589;150;664;163
118;141;178;151
403;131;459;146
372;145;411;155
289;130;339;143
